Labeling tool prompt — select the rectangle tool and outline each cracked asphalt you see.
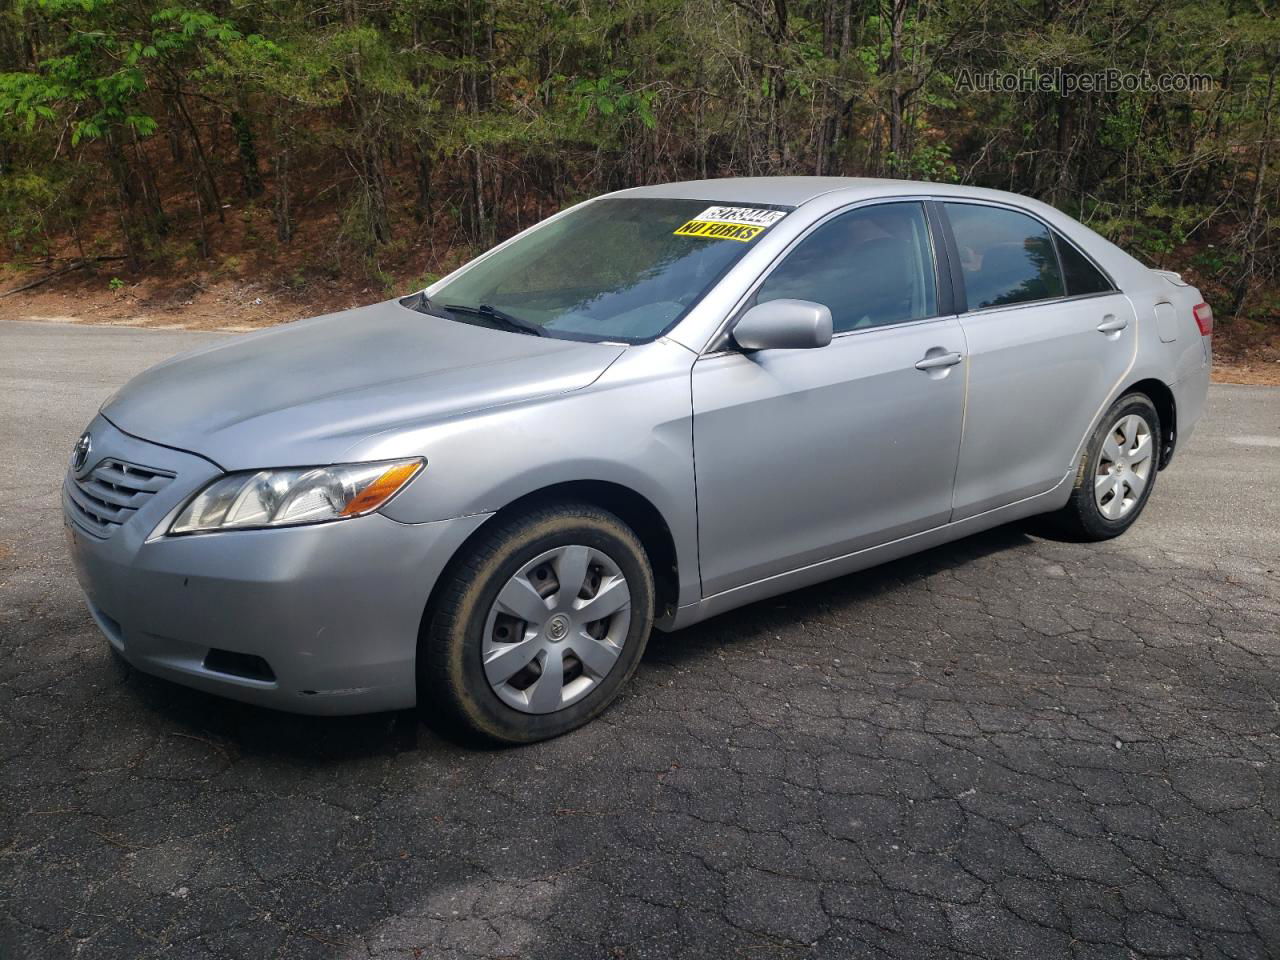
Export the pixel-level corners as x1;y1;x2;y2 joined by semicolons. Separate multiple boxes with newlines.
2;319;1278;960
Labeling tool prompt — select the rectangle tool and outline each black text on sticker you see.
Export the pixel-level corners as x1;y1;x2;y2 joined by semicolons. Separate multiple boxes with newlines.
673;220;765;242
696;206;787;227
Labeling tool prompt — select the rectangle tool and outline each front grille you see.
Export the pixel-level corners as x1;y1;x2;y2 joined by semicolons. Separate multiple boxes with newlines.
67;459;175;538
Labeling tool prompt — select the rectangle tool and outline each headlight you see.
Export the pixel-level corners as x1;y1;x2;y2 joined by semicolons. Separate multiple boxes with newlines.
166;458;423;535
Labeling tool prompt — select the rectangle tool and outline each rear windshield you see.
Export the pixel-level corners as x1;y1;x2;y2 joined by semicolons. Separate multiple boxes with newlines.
428;198;790;343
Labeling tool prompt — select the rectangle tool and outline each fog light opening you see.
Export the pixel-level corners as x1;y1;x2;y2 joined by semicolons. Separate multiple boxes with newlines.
203;648;276;683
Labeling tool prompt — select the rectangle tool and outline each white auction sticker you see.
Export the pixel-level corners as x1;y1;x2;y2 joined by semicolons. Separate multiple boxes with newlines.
694;206;787;227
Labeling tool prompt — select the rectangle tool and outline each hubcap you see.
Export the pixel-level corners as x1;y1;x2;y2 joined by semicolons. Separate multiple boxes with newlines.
481;544;632;714
1094;413;1153;521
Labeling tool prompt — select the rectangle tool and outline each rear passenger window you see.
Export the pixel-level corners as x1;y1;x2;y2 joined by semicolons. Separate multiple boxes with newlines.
944;203;1063;309
755;202;937;333
1054;231;1114;296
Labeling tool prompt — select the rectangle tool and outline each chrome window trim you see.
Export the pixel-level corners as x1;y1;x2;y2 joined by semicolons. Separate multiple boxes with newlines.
957;288;1126;320
700;310;959;360
830;312;958;341
701;195;945;356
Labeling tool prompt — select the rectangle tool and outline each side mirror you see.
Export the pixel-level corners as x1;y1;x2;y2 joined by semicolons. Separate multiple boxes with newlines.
732;299;833;352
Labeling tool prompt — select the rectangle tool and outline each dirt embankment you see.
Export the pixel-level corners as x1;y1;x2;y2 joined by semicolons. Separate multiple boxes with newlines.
0;270;362;332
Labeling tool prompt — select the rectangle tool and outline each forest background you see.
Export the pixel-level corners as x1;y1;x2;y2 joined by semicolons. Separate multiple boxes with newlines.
1;0;1276;376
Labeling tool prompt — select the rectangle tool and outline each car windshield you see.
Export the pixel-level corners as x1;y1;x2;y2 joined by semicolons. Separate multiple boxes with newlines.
426;198;790;343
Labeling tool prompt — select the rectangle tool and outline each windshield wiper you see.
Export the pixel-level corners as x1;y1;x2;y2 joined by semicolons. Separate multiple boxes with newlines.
444;302;545;337
399;291;453;319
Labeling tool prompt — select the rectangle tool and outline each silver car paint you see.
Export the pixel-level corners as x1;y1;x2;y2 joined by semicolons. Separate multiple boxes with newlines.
693;315;968;596
732;299;833;351
64;416;491;713
951;290;1140;519
103;302;626;471
366;336;706;614
67;176;1211;714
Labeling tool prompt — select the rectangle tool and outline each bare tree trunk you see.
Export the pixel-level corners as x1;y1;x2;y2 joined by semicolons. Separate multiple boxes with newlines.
415;148;433;221
817;0;853;174
470;150;486;241
170;87;224;222
463;0;487;241
129;127;167;236
165;96;185;164
273;113;294;243
193;184;209;259
1052;96;1072;204
1232;62;1277;315
104;132;144;269
886;0;907;175
770;0;789;170
410;16;434;222
230;95;264;199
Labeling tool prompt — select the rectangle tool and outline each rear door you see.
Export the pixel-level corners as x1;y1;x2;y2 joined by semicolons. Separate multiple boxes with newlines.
692;201;967;597
942;201;1137;519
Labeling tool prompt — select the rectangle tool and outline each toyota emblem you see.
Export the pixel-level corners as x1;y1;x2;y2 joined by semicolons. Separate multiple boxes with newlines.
72;432;92;473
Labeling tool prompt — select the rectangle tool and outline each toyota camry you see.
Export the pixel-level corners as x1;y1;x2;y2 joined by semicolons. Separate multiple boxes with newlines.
64;177;1213;743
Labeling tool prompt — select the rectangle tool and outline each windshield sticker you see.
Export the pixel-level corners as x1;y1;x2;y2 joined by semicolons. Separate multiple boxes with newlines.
674;205;787;242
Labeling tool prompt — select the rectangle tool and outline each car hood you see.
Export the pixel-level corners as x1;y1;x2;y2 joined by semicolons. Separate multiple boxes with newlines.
102;299;626;470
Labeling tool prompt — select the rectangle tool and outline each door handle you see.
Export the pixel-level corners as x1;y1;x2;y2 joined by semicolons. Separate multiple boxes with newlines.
914;351;963;371
1096;315;1129;334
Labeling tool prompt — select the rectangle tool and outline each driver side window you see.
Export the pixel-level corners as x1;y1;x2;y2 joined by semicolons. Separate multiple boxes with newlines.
755;202;938;333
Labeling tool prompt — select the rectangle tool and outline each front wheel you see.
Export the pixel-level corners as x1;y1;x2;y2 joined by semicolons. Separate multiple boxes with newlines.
1053;393;1161;541
419;502;655;744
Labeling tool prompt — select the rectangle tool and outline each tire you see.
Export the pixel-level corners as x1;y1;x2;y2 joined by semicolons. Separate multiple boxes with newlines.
1053;392;1161;541
419;502;655;745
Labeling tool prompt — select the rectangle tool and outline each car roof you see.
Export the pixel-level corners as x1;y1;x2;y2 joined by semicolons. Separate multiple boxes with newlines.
610;176;1052;211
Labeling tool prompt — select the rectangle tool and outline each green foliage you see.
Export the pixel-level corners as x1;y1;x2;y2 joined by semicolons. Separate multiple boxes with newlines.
900;142;958;183
0;170;57;251
569;71;656;129
0;0;1275;305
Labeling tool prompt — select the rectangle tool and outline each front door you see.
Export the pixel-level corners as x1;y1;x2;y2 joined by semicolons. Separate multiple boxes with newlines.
692;201;967;598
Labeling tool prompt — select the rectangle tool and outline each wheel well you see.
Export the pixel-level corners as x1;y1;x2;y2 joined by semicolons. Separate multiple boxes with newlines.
1122;378;1177;468
420;481;681;636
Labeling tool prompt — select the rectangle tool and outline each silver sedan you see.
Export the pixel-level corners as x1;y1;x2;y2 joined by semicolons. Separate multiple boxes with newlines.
64;177;1213;743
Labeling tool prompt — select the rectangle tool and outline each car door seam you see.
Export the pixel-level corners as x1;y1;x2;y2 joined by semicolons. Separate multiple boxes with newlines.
688;355;706;602
1064;293;1141;474
948;318;972;524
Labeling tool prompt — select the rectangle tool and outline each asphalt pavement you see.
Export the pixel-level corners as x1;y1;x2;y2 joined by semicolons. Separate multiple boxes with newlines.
1;319;1278;959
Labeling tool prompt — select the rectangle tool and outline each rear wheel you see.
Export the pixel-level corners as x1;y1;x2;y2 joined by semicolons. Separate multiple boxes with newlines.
1054;393;1161;541
419;503;654;744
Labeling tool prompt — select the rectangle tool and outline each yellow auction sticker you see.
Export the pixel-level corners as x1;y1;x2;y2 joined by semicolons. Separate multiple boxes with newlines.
674;220;765;242
674;205;787;242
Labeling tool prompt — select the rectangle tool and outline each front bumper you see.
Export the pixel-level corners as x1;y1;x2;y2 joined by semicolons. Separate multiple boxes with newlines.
63;415;490;715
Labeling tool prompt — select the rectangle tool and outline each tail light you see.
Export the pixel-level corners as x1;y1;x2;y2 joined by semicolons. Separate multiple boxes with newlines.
1192;302;1213;336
